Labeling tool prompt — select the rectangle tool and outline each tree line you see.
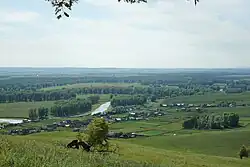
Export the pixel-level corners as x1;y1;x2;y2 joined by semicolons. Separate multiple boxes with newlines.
111;95;147;107
0;85;211;103
28;107;49;120
28;98;94;119
0;90;76;103
2;71;249;91
183;113;240;130
50;98;92;117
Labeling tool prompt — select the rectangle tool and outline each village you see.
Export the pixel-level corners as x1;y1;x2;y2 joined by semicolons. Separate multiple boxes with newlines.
0;100;246;137
0;109;166;138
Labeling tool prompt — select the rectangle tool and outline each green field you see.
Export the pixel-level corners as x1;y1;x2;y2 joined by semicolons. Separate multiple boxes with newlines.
110;120;182;135
207;107;250;117
41;83;144;91
162;92;250;104
126;130;250;158
0;101;55;118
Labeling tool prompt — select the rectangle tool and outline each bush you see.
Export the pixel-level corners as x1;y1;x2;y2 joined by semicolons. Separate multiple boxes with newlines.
239;145;249;159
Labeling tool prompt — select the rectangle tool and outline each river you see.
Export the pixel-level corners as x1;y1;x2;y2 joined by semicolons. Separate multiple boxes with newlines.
91;101;111;116
0;118;23;124
70;101;111;117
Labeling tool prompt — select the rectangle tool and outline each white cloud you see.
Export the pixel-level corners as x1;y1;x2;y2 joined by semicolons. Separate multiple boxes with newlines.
0;10;39;23
0;0;250;68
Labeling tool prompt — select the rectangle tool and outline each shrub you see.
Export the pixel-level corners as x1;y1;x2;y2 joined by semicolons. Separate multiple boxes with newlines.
239;145;249;159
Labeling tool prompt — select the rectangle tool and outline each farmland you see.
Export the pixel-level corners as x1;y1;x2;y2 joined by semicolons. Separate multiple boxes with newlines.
1;68;250;166
162;92;250;104
0;101;54;118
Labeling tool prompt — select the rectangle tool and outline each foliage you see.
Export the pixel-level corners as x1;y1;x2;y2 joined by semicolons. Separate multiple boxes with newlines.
37;107;49;119
87;95;100;105
0;90;76;103
108;106;136;115
111;95;147;107
28;108;38;120
182;112;240;130
85;118;109;150
50;98;92;117
46;0;200;19
46;0;79;19
239;145;249;159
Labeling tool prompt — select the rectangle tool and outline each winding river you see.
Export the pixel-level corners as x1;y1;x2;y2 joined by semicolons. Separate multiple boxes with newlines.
0;118;23;124
91;101;111;116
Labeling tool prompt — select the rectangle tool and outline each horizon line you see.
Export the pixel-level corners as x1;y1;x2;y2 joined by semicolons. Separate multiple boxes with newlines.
0;66;250;69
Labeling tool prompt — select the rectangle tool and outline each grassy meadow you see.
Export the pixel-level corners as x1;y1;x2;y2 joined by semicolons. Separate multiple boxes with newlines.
0;101;55;118
1;131;250;167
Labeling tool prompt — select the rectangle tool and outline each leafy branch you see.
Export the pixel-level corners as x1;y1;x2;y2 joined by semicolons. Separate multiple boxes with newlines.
46;0;79;19
46;0;200;19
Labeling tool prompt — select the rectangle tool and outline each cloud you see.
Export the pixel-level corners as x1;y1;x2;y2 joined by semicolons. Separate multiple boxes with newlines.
0;0;249;68
0;10;39;23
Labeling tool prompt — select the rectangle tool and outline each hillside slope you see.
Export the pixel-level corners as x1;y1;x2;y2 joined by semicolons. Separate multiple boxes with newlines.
0;132;249;167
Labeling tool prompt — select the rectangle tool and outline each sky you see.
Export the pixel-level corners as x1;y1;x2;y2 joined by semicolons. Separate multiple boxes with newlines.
0;0;250;68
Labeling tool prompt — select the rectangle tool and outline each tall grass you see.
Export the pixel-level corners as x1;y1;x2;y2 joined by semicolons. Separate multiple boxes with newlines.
0;137;158;167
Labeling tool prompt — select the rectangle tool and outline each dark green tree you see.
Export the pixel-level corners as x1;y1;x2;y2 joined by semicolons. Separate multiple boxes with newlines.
38;107;49;120
87;95;100;105
28;108;38;121
183;113;240;130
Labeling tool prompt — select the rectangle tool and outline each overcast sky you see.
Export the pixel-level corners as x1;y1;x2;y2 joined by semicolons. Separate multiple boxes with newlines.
0;0;249;68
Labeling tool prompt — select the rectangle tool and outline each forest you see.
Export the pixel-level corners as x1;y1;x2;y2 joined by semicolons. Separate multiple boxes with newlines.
183;113;240;129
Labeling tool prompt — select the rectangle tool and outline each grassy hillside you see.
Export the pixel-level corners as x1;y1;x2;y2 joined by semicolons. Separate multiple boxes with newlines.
127;130;250;158
0;136;155;167
1;131;250;167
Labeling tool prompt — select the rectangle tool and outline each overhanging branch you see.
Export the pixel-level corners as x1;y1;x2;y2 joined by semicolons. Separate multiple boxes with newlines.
46;0;200;19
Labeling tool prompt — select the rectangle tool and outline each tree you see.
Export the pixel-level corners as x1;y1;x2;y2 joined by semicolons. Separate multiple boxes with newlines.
85;118;109;148
87;95;100;105
38;107;49;120
28;108;38;121
182;113;240;130
46;0;200;19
